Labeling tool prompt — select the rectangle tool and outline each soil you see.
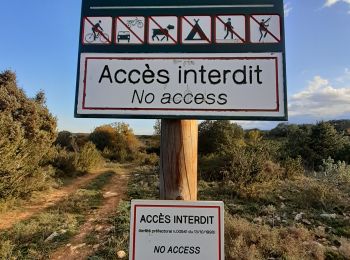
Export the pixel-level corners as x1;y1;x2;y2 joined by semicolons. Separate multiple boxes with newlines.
0;169;108;230
49;165;131;260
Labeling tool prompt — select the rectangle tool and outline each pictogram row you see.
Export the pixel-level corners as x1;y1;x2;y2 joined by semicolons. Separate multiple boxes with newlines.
82;15;282;46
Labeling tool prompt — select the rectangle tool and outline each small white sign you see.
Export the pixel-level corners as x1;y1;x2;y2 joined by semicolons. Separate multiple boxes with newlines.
250;15;281;43
115;16;146;44
215;15;246;43
148;16;178;45
129;200;224;260
83;17;112;44
181;16;212;44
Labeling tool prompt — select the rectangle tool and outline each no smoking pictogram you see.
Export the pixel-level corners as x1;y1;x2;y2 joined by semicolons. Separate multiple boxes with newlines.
215;15;246;44
115;16;146;44
148;16;178;45
250;15;281;43
181;16;212;44
83;17;112;45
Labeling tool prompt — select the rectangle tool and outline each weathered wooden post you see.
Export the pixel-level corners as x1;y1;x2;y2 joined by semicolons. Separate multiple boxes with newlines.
160;119;198;201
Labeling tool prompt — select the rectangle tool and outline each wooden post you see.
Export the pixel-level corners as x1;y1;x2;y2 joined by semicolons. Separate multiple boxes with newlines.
160;119;198;201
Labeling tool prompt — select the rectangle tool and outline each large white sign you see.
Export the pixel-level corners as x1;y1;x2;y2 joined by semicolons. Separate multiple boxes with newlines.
129;200;224;260
76;52;285;118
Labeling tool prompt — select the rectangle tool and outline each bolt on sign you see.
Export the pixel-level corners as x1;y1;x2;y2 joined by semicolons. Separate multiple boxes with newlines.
75;0;287;120
129;200;224;260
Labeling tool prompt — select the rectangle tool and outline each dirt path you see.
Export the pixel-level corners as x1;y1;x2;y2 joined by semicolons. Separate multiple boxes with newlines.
0;168;109;230
50;164;131;260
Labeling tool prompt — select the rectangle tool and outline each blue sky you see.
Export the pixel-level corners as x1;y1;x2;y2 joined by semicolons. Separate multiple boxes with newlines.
0;0;349;134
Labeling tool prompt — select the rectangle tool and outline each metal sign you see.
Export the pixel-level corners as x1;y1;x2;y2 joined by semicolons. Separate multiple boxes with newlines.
75;0;287;121
129;200;224;260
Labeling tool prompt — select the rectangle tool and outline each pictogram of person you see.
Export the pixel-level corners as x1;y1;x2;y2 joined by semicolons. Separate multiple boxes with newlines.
224;18;234;40
259;18;271;42
92;20;103;40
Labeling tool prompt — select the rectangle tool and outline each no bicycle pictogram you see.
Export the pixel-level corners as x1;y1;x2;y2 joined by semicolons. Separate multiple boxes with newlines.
215;15;246;44
83;17;112;45
181;16;212;44
115;16;145;44
250;15;281;43
148;16;178;45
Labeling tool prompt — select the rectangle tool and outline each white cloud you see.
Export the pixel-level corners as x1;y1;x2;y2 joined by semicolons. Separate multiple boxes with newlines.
289;74;350;117
284;3;293;17
324;0;350;12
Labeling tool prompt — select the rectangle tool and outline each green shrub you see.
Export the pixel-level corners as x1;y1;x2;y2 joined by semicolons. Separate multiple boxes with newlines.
72;142;103;173
0;71;57;199
319;157;350;183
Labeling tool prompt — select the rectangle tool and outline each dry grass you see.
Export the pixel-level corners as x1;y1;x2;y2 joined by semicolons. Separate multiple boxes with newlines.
225;215;324;260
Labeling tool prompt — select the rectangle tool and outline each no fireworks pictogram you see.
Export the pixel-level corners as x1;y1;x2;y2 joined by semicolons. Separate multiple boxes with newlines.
83;17;112;45
148;16;178;45
215;15;246;44
115;16;145;45
250;15;281;43
181;16;212;44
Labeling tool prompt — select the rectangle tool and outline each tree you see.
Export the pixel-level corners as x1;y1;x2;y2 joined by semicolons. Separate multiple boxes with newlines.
89;122;140;161
153;119;161;135
198;120;244;154
0;71;57;198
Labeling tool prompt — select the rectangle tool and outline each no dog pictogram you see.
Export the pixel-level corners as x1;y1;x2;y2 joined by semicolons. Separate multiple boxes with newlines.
215;15;245;44
250;15;281;43
115;16;145;44
181;16;211;44
83;17;112;45
148;16;178;44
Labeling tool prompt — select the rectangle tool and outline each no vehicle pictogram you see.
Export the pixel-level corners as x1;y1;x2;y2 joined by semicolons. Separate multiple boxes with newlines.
148;16;178;45
250;15;281;43
215;15;245;44
115;16;145;44
181;16;212;44
83;17;112;45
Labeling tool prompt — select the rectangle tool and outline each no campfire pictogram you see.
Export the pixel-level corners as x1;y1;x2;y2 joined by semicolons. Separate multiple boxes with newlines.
215;15;246;44
148;16;178;45
181;16;212;44
83;17;112;45
250;15;281;43
115;16;145;44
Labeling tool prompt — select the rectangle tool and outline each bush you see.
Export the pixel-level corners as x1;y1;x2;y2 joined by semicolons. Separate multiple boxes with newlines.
55;131;78;151
90;123;141;162
319;157;350;183
72;142;103;173
0;71;57;199
198;120;244;155
225;215;322;260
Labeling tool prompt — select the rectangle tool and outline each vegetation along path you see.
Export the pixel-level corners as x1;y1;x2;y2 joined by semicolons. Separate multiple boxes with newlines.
50;164;131;260
0;169;110;231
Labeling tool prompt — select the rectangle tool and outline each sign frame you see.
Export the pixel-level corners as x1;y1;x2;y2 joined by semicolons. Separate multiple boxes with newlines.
75;0;288;121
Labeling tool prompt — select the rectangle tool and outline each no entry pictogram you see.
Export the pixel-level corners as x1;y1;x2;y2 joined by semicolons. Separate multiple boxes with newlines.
83;17;112;45
148;16;178;45
181;16;212;44
215;15;246;44
115;16;145;44
250;15;281;43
